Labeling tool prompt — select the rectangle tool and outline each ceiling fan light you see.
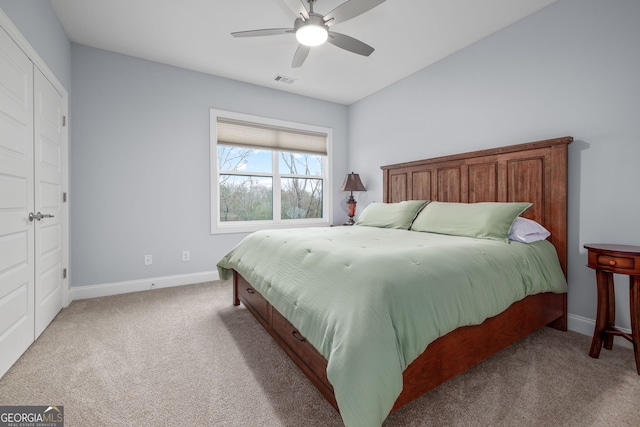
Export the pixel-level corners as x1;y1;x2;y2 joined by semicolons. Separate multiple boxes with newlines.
296;24;328;47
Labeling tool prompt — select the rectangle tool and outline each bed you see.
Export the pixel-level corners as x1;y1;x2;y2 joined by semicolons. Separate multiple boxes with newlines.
217;136;572;426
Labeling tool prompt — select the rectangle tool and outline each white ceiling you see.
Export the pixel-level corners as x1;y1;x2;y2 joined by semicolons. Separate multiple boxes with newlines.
50;0;557;105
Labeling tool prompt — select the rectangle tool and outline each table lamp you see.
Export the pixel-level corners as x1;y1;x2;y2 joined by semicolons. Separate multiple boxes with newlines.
340;172;366;225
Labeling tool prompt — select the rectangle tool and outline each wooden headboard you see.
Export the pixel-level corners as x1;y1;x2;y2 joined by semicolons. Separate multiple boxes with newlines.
381;136;573;275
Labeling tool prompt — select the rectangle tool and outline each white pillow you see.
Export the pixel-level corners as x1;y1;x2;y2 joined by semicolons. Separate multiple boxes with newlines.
508;217;550;243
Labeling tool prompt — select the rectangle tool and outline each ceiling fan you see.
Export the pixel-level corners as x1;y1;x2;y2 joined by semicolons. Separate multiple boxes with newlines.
231;0;387;68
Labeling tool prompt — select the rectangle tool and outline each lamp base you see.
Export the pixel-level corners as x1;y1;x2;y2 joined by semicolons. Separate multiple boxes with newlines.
345;196;357;226
343;217;355;226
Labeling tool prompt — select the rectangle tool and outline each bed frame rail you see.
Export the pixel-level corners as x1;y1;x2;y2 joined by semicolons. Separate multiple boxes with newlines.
232;136;572;414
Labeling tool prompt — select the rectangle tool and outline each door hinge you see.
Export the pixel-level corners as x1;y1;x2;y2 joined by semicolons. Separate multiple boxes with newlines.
63;192;67;203
62;115;67;126
63;268;67;279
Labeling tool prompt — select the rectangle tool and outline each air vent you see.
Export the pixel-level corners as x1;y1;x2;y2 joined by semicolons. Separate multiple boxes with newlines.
274;74;296;84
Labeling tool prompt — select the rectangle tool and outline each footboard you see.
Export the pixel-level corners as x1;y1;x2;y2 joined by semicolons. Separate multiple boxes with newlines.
232;270;566;413
393;290;565;410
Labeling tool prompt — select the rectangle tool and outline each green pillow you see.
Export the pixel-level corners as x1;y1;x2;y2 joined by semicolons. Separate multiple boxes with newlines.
410;201;532;242
356;200;430;230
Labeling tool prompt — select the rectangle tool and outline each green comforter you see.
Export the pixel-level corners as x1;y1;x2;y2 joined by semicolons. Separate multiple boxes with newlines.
217;226;567;427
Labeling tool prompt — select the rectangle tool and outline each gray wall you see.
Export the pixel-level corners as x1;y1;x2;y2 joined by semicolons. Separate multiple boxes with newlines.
0;1;71;90
70;44;348;286
348;0;640;329
1;1;348;289
4;0;639;332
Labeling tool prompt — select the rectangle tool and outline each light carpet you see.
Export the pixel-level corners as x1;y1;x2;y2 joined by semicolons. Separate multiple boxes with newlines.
1;281;639;426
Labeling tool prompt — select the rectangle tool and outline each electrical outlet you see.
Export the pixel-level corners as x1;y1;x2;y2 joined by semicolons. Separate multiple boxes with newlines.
182;250;190;262
144;254;152;266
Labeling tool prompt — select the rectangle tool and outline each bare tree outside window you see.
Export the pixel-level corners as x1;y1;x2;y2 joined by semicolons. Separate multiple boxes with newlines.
217;146;324;223
218;146;273;221
280;152;323;219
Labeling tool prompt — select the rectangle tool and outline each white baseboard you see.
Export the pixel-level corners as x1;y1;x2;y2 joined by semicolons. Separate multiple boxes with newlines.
70;271;220;301
69;280;634;351
567;313;597;337
567;313;633;349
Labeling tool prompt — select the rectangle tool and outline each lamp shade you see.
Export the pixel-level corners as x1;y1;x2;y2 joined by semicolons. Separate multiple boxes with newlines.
341;172;366;192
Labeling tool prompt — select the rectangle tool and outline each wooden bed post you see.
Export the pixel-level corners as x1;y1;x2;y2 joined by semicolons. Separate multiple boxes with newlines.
232;271;240;306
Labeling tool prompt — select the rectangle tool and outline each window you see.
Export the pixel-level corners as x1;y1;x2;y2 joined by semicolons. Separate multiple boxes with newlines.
211;109;332;234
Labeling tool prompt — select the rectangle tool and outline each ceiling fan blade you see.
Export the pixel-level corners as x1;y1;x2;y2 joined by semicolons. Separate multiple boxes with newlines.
327;32;374;56
232;28;295;38
281;0;309;20
292;44;311;68
324;0;386;26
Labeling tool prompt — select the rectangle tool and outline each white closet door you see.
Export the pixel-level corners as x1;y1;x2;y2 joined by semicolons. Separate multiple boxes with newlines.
0;27;35;377
33;68;64;338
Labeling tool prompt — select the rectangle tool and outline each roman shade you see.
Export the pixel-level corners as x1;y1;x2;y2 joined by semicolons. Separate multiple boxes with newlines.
217;117;328;155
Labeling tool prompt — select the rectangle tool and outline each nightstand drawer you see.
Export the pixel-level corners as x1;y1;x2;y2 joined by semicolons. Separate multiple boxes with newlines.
595;254;635;270
585;244;640;275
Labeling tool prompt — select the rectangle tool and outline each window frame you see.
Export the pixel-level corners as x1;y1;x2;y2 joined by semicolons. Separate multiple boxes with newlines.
210;109;332;234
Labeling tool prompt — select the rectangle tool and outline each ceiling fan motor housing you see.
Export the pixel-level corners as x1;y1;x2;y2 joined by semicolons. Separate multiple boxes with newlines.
295;13;329;30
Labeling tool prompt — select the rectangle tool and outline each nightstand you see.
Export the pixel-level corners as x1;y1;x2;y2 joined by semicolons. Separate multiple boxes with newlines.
584;243;640;375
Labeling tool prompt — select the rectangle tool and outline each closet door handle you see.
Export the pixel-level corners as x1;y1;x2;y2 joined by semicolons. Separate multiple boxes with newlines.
28;212;55;221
